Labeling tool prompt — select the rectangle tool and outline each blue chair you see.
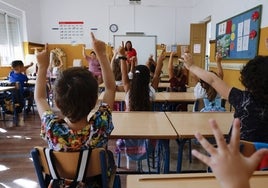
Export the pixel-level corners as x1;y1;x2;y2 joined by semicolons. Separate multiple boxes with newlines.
240;140;268;171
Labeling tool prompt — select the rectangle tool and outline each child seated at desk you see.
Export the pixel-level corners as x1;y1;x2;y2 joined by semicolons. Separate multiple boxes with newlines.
193;53;226;112
8;60;34;124
167;52;188;111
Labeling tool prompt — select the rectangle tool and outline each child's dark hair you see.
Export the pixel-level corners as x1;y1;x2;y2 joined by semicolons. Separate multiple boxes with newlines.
240;55;268;102
11;60;24;68
90;51;96;55
112;58;122;81
173;62;184;78
200;70;218;101
54;67;98;122
129;65;151;111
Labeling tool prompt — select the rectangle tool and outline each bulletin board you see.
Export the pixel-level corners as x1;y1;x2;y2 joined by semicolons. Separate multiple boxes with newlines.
216;5;262;59
113;35;157;65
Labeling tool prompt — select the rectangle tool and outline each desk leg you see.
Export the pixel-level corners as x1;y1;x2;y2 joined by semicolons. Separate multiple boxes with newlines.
157;139;170;173
176;139;187;173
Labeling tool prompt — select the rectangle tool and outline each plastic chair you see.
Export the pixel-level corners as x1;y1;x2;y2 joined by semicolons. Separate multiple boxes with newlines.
31;146;121;188
116;139;156;173
239;140;268;171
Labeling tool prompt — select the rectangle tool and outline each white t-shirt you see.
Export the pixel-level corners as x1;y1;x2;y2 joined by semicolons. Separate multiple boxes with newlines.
194;82;206;99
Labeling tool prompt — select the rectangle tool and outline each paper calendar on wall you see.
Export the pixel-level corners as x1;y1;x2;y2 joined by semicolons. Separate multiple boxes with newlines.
59;21;84;40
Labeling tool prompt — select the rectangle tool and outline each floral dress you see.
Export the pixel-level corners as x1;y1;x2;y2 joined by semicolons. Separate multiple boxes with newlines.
40;104;113;151
40;104;114;187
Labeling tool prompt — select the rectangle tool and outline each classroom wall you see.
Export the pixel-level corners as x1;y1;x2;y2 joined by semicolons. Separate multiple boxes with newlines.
191;0;268;39
1;0;267;46
1;0;268;89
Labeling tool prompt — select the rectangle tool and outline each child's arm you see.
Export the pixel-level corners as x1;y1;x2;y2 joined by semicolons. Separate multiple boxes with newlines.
151;50;165;90
168;52;175;79
182;53;231;100
118;43;130;93
35;44;51;117
23;62;34;73
91;32;115;108
216;52;223;79
110;49;118;68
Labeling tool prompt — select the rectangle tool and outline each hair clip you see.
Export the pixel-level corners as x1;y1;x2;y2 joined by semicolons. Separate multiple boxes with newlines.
135;70;140;74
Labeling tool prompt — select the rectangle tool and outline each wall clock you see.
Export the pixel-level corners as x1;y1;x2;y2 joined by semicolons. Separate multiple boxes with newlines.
109;24;118;33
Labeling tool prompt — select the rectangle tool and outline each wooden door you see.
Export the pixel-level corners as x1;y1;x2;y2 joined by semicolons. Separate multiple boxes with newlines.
188;23;207;87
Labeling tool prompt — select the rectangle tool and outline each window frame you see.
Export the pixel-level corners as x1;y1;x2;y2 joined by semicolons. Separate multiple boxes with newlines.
0;11;23;66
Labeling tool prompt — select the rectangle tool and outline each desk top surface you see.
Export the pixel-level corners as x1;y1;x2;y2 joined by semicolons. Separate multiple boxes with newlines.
126;171;268;188
99;82;170;89
165;112;234;138
158;92;195;102
0;86;15;91
110;111;177;139
98;91;195;102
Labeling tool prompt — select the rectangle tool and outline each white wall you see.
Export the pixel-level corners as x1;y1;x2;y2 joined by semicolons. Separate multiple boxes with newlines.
191;0;268;40
1;0;267;46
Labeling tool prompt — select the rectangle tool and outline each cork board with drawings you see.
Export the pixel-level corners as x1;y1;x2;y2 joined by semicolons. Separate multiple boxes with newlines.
216;5;262;59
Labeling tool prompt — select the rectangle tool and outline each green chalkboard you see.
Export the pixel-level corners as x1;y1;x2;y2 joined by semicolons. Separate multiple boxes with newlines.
216;5;262;59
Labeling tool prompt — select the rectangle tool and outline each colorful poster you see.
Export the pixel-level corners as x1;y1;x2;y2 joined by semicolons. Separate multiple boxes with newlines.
216;5;262;59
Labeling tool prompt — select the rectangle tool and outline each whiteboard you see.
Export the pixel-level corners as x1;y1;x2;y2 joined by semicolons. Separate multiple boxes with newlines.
113;35;157;65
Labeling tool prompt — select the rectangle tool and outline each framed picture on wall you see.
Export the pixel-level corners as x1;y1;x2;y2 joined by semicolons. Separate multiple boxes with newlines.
216;5;262;59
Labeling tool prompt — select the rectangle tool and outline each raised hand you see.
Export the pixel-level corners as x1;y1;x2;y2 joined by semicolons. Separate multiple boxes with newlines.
36;43;49;70
192;118;268;188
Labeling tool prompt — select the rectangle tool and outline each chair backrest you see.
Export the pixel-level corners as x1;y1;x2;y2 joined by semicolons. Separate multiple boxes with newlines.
31;146;108;187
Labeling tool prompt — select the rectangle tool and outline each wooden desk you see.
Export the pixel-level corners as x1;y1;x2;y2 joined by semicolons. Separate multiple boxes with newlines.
98;92;126;111
98;92;125;102
111;111;177;139
165;112;234;172
153;92;195;111
99;91;195;103
127;171;268;188
0;86;15;92
159;92;195;102
157;82;169;91
111;111;177;173
27;79;36;85
166;112;234;138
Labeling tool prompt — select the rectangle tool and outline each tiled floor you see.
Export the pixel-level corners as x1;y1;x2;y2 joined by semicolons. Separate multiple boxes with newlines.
0;108;208;188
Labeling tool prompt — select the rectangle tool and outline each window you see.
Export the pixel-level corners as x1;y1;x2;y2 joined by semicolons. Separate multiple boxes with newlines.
0;12;23;66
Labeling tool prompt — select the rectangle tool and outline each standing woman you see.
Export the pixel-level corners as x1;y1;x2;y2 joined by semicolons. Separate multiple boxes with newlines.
82;45;103;84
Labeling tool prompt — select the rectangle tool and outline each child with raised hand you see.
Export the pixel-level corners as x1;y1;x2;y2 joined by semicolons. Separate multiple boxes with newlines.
168;51;187;92
115;42;165;170
119;41;165;111
35;32;115;151
35;32;116;186
192;118;268;188
181;53;268;143
193;52;226;112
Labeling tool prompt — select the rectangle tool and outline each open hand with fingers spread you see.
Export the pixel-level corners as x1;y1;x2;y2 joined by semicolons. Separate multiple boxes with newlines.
179;52;193;70
192;118;268;188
